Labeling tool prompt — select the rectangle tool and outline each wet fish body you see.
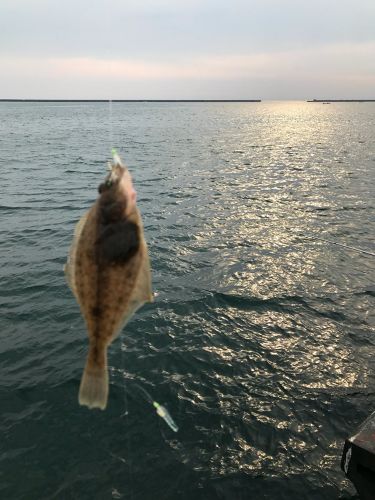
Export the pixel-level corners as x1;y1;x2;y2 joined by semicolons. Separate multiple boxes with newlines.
65;154;152;410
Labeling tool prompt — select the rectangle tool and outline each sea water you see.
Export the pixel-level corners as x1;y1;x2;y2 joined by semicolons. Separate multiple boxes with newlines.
0;101;374;499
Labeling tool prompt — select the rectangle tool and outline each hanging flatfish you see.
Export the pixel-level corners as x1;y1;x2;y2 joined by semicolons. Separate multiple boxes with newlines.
64;152;153;410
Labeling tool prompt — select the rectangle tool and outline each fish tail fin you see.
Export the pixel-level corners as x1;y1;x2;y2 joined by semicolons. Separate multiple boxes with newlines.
78;344;108;410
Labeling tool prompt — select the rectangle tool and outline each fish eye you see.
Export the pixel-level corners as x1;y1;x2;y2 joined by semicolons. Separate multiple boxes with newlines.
98;180;113;194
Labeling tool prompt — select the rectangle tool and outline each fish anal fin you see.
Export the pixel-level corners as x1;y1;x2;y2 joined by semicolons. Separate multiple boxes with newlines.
110;241;153;341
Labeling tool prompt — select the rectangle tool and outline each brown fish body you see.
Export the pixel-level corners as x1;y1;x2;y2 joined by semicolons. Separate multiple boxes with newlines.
65;158;152;409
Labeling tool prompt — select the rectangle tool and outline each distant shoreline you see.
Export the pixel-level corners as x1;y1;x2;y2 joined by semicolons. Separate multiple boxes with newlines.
0;99;262;103
307;99;375;103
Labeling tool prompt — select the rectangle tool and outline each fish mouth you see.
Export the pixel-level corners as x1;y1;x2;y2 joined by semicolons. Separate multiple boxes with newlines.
107;150;127;183
111;149;124;168
101;151;137;210
99;152;127;194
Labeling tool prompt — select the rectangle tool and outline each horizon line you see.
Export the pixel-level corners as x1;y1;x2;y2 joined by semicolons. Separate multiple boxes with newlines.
1;99;374;103
0;98;262;103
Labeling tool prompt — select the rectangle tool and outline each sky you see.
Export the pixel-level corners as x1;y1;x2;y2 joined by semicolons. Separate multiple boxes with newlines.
1;0;374;99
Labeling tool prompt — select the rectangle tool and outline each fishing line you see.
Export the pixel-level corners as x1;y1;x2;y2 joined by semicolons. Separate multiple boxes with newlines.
107;98;178;433
108;98;114;155
120;342;135;500
105;101;177;500
120;345;130;418
133;382;154;404
107;97;135;499
308;236;375;257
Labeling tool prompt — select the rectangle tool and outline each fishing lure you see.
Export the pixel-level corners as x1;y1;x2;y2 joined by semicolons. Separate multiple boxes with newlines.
134;383;179;432
153;401;179;433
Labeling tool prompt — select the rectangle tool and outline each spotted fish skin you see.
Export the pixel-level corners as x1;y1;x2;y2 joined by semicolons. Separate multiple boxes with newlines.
65;159;153;410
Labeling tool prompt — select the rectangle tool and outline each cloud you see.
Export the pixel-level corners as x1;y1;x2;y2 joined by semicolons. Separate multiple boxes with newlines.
0;41;374;98
1;0;374;60
2;41;374;80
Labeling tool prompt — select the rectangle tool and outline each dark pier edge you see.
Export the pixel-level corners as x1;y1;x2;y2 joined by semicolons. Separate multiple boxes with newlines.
0;99;262;103
341;411;375;499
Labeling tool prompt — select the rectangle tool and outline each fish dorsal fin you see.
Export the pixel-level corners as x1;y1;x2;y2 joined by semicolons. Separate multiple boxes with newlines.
64;211;89;299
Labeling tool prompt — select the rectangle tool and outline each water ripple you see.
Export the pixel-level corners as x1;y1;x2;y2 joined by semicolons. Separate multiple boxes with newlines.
1;101;374;499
